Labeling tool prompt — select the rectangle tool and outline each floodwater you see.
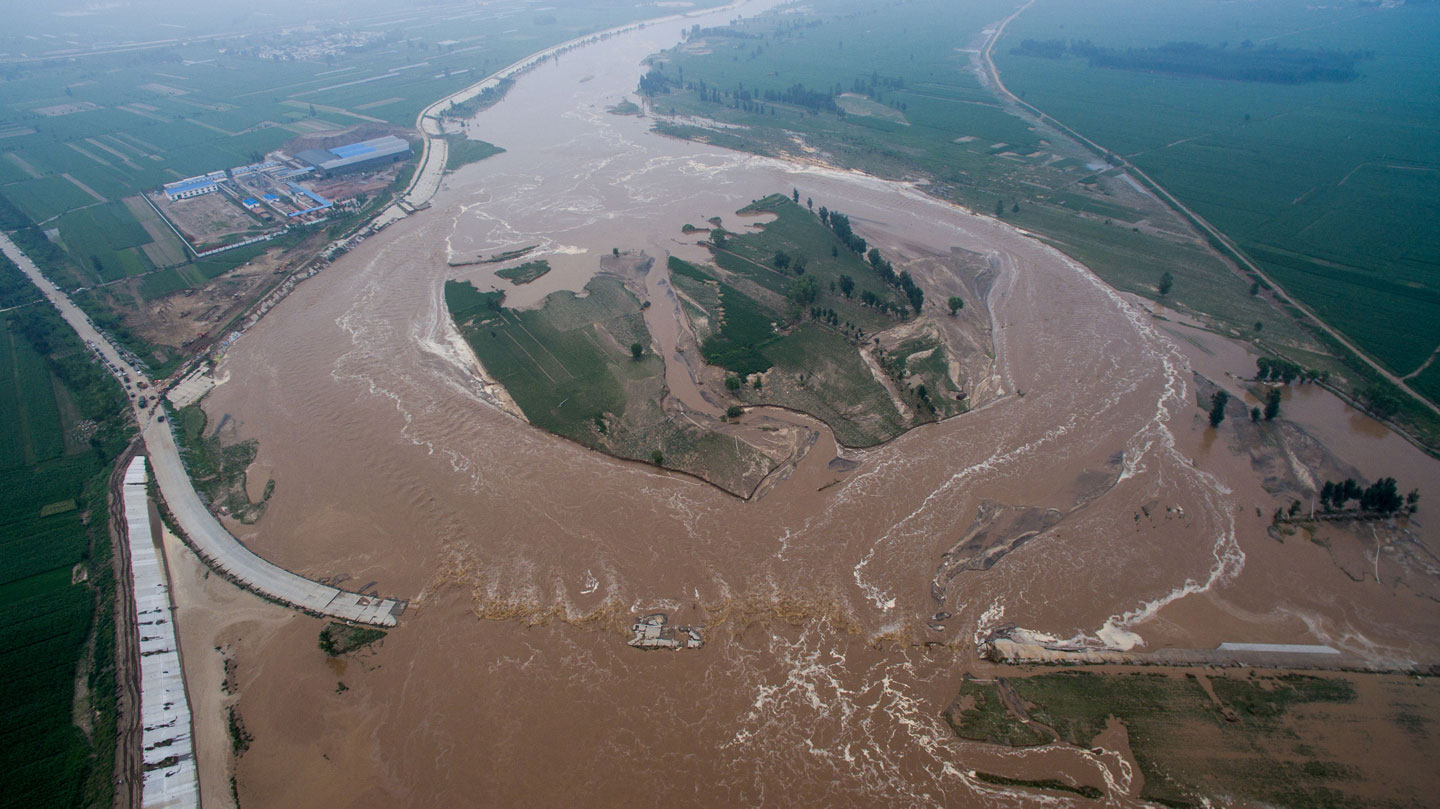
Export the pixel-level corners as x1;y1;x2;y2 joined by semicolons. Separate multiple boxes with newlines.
199;3;1440;805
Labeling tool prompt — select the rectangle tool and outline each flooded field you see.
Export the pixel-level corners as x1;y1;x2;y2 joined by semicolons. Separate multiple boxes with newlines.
190;2;1440;805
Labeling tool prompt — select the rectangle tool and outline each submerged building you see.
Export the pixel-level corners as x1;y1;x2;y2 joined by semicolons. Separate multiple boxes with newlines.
295;135;411;178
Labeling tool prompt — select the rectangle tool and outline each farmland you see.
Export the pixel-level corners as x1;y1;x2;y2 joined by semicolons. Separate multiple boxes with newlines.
0;0;724;366
995;0;1440;379
0;253;132;808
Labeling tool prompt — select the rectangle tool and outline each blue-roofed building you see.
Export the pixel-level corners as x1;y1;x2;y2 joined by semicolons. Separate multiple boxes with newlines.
295;135;412;177
162;174;220;201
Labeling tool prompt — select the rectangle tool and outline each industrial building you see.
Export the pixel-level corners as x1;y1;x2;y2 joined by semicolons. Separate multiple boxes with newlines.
162;171;226;201
295;135;412;178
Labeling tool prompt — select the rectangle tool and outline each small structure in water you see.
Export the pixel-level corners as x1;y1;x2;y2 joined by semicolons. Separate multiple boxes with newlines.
628;612;703;650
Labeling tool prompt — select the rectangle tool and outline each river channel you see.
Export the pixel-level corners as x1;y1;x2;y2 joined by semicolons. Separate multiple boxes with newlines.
196;3;1440;805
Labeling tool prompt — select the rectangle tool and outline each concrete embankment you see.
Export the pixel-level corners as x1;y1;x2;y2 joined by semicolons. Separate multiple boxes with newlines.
123;457;200;809
985;636;1434;674
1;232;404;627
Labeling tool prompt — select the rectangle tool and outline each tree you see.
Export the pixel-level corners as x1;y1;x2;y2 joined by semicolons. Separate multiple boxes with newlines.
837;275;854;298
1208;390;1229;427
1263;387;1281;421
792;188;800;203
1249;280;1261;296
726;405;743;419
724;374;741;390
1362;384;1400;419
1320;481;1336;510
651;450;664;465
806;197;813;211
786;274;819;307
1250;406;1261;422
1158;272;1174;296
709;227;727;248
947;296;964;316
994;199;1005;218
630;342;644;360
772;250;791;270
1360;477;1402;514
1011;201;1020;214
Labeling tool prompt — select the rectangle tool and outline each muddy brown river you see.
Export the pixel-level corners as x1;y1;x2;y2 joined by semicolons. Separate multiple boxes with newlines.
194;4;1440;805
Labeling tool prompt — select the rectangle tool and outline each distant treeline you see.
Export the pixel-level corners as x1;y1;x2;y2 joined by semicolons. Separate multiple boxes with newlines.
1010;39;1369;84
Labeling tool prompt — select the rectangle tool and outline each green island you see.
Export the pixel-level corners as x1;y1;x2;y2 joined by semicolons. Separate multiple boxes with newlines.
443;134;506;173
495;259;552;285
447;193;989;496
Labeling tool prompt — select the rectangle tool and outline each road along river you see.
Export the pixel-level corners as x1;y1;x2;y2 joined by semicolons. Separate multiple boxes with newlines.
194;3;1440;805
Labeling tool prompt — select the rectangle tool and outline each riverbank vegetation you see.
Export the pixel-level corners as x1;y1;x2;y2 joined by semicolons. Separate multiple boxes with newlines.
175;404;270;524
318;622;387;657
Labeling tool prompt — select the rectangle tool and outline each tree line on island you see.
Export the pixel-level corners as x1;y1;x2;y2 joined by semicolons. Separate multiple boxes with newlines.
1010;38;1370;84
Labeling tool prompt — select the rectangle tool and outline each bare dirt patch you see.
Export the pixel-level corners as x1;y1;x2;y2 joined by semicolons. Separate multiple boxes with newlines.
153;193;263;248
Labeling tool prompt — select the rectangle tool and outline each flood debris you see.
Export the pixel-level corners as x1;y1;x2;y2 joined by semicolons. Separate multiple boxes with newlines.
628;613;704;650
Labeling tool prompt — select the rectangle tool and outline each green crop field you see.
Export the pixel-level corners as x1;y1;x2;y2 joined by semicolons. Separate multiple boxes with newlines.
1;319;66;468
458;276;653;443
995;0;1440;379
0;257;132;809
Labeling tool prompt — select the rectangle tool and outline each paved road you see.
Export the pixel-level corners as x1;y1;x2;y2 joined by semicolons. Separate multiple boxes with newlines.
1;233;401;627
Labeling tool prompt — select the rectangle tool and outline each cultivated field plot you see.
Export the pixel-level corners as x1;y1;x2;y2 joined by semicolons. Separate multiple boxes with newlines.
995;0;1440;380
0;280;130;808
